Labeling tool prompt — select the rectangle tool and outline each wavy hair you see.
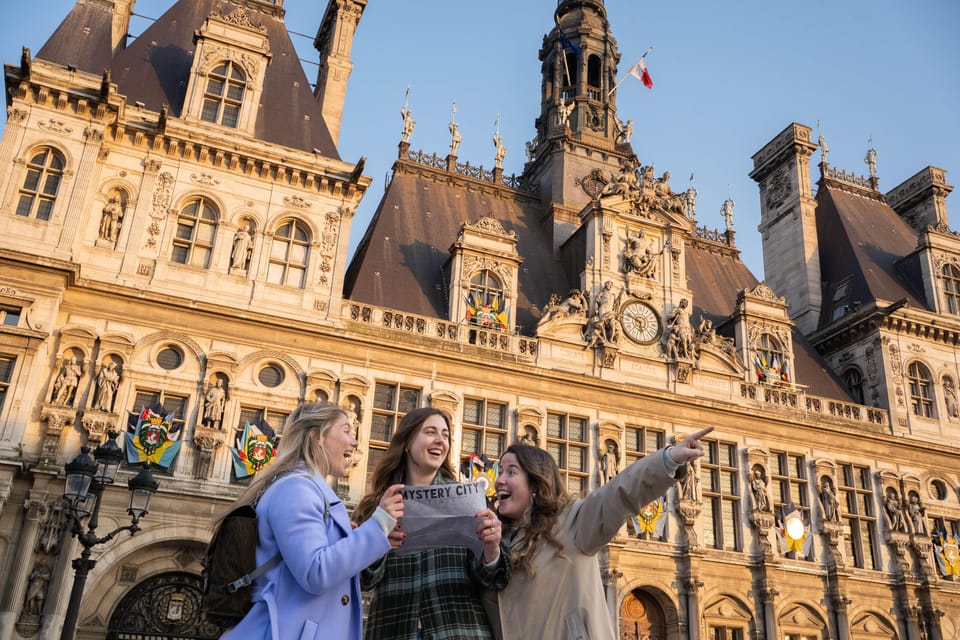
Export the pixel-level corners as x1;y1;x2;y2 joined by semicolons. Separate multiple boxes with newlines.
498;443;573;575
353;406;455;523
214;402;346;526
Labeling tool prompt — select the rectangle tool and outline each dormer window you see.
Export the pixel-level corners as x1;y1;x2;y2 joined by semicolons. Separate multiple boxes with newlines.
754;333;790;385
941;264;960;314
201;62;246;128
466;270;508;331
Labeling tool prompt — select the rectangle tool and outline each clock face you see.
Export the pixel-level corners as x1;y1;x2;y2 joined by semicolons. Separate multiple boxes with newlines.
620;301;662;345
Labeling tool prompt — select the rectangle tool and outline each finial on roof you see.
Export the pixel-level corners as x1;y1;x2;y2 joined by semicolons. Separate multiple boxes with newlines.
400;87;415;144
864;135;878;180
721;197;735;232
493;114;506;169
816;120;829;166
449;101;461;156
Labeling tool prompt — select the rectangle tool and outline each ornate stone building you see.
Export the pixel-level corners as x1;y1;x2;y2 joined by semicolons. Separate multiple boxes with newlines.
0;0;956;639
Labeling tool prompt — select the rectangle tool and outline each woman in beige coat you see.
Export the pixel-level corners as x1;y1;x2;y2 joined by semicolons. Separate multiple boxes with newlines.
491;427;712;640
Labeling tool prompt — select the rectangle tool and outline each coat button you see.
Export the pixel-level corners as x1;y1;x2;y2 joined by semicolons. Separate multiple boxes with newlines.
341;595;350;605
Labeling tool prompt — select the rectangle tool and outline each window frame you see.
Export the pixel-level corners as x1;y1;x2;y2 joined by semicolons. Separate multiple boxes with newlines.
702;439;742;551
838;463;879;570
0;355;15;417
545;411;589;497
267;219;311;288
460;397;508;466
171;197;218;268
15;147;65;221
906;361;935;418
0;305;22;328
942;263;960;314
200;61;246;129
367;382;422;491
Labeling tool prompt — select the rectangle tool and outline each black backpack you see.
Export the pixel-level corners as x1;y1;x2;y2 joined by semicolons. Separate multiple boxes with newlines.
201;475;328;628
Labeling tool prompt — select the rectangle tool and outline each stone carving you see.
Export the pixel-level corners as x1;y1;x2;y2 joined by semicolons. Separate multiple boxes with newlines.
819;476;841;523
944;378;959;419
721;197;735;231
203;379;226;430
622;231;664;279
556;99;573;126
493;130;507;169
98;195;123;243
584;281;622;349
750;465;771;512
907;491;926;535
666;299;695;360
539;289;588;325
23;563;51;616
400;101;415;143
864;146;878;179
92;361;120;412
51;356;83;406
680;457;701;501
598;439;620;485
230;223;253;270
449;117;462;156
883;487;907;533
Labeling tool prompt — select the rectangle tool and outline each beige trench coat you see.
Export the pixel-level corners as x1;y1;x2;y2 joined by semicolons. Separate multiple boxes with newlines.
489;449;682;640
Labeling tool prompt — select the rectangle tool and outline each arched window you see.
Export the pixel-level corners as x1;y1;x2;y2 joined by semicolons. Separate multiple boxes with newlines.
907;361;934;417
562;52;578;96
16;147;65;221
171;197;218;268
465;270;508;331
586;54;602;98
201;61;246;128
842;367;865;404
942;263;960;314
754;333;790;385
268;220;310;288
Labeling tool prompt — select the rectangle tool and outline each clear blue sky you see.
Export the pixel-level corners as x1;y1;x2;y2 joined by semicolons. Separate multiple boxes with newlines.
4;1;959;280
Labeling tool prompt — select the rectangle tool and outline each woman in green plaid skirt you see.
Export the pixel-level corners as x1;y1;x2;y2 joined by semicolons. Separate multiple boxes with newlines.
354;407;510;639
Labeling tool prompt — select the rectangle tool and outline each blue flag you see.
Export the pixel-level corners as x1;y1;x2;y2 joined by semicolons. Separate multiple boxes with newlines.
559;28;581;56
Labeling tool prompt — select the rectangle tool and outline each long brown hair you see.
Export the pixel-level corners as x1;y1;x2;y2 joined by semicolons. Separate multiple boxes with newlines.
214;402;346;526
353;407;456;522
499;443;573;575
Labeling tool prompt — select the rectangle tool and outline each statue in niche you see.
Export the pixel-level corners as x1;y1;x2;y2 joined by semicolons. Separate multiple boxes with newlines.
230;223;253;270
598;440;620;485
519;426;537;446
907;492;926;535
819;476;841;523
343;396;361;431
203;379;226;430
944;378;959;418
665;298;694;360
51;355;82;406
98;195;123;243
680;457;701;501
750;466;771;512
884;487;906;533
93;361;120;412
622;231;662;278
23;564;51;616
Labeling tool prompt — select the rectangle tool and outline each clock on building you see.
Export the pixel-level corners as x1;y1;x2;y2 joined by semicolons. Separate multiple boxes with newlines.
620;301;662;345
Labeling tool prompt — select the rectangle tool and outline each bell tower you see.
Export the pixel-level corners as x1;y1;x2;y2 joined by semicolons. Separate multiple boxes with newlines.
523;0;633;253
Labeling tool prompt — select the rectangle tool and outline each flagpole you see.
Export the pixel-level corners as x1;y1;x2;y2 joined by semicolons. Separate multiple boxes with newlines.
607;46;652;98
555;18;573;89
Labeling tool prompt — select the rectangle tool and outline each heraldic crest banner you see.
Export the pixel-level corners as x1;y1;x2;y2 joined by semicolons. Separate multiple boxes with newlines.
126;404;183;468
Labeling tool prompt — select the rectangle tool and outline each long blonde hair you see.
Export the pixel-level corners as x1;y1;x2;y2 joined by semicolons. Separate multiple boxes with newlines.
214;402;346;525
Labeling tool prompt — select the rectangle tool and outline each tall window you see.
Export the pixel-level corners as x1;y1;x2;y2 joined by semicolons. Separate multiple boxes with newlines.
367;382;421;490
268;220;310;288
942;264;960;314
839;463;878;569
461;398;507;464
772;451;809;521
546;412;588;497
0;356;15;415
586;55;602;99
201;61;245;128
702;439;741;551
624;425;665;468
907;361;934;418
129;389;188;432
466;270;507;330
171;198;218;267
842;367;865;404
0;306;22;327
755;333;789;384
16;147;64;221
234;405;288;451
712;627;745;640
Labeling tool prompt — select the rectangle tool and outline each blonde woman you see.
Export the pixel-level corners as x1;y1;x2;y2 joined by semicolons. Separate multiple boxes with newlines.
222;402;404;640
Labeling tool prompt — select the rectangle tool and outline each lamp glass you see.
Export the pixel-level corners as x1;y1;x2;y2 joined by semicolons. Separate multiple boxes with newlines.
93;438;124;485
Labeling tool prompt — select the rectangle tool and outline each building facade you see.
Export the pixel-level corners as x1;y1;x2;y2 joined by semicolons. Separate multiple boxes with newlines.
0;1;957;639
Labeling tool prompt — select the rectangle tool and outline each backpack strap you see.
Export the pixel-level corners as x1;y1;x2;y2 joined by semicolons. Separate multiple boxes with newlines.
227;473;330;592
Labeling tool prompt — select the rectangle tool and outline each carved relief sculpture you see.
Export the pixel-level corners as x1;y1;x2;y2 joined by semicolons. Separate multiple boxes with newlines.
666;298;695;360
98;195;124;243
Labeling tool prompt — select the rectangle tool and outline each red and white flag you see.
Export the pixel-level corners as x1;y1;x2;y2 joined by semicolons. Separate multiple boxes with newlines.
629;57;653;89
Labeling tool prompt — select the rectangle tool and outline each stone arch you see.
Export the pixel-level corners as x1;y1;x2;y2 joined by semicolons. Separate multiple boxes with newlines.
134;331;204;364
849;608;899;638
777;601;828;635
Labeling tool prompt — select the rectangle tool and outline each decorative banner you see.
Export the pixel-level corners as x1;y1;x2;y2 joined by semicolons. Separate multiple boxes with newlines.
231;421;278;478
776;508;813;558
933;529;960;577
754;353;790;386
465;291;509;331
631;497;666;539
126;405;182;468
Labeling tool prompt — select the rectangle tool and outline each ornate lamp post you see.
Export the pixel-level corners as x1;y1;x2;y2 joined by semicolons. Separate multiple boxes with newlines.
59;434;158;640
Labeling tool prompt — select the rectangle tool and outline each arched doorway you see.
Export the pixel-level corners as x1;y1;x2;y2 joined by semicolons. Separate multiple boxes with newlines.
106;571;221;639
620;589;666;640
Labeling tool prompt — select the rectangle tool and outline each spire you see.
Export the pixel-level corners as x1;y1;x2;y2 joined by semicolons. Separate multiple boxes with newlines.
314;0;367;146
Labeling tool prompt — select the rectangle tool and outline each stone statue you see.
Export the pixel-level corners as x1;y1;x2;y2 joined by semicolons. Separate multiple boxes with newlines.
556;99;573;126
524;139;537;162
449;120;462;156
593;281;622;344
598;440;620;485
230;223;253;270
203;379;226;429
884;488;906;533
684;186;698;219
944;378;959;418
93;361;120;412
400;103;415;143
818;134;829;164
98;195;123;243
819;476;840;523
721;198;735;232
583;310;607;351
541;289;587;323
605;158;640;196
750;467;770;512
864;146;878;178
520;426;537;445
52;355;82;406
907;492;926;535
666;298;694;360
622;232;662;278
616;118;633;144
24;564;51;616
493;131;507;169
680;457;701;501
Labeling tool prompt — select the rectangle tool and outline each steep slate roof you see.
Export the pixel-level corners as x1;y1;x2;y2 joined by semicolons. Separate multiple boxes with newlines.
39;0;338;158
814;178;925;330
36;2;115;74
686;239;852;399
344;160;567;331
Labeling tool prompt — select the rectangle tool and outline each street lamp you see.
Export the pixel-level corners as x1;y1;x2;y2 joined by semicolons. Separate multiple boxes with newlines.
59;433;159;640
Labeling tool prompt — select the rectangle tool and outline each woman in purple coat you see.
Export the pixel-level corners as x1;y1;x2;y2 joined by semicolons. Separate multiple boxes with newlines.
221;402;404;640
